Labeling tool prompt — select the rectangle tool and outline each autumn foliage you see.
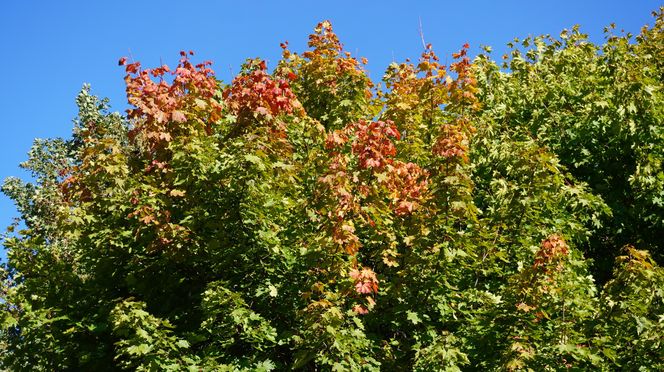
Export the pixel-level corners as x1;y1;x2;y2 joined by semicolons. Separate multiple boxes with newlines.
2;11;664;371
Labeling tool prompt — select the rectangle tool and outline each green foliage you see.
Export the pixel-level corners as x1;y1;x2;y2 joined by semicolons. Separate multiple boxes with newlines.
111;299;198;371
2;12;664;371
595;247;664;370
474;9;664;280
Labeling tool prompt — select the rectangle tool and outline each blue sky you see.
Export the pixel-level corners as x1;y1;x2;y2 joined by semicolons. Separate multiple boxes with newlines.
1;0;661;261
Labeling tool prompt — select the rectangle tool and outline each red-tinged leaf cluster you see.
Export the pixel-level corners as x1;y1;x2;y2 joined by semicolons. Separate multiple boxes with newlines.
508;235;577;328
350;120;400;170
382;44;478;167
418;44;447;80
332;218;362;256
432;117;471;161
124;186;192;253
350;267;379;295
305;20;342;59
121;51;222;153
449;44;479;109
319;152;363;255
279;20;373;131
350;267;379;315
352;304;369;315
324;120;429;220
303;20;367;76
321;124;366;255
319;119;428;314
348;120;428;215
386;161;429;216
533;234;570;274
223;59;301;140
432;45;479;162
382;45;448;123
118;52;220;253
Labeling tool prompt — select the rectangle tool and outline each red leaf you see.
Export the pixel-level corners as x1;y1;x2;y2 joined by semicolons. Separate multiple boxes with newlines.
353;305;368;315
126;62;140;74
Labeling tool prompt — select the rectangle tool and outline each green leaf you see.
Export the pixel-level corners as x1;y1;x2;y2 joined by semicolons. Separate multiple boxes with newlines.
407;311;421;325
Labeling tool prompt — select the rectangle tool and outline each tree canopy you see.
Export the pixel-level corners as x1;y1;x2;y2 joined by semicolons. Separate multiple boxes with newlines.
1;10;663;371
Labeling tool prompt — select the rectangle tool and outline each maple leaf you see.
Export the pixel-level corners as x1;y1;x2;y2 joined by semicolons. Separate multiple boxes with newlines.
126;62;140;74
355;281;374;294
353;304;368;315
140;215;155;225
171;111;187;123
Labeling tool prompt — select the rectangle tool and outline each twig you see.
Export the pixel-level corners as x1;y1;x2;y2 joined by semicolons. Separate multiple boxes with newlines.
419;17;427;49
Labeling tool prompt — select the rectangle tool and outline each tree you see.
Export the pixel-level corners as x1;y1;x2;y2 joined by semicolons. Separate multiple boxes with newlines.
473;9;664;281
1;12;663;370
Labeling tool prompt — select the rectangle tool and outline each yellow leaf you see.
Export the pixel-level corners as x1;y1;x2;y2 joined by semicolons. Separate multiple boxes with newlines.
170;189;186;197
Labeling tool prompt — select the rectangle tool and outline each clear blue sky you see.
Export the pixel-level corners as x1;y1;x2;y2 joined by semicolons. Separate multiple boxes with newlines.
1;0;661;262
